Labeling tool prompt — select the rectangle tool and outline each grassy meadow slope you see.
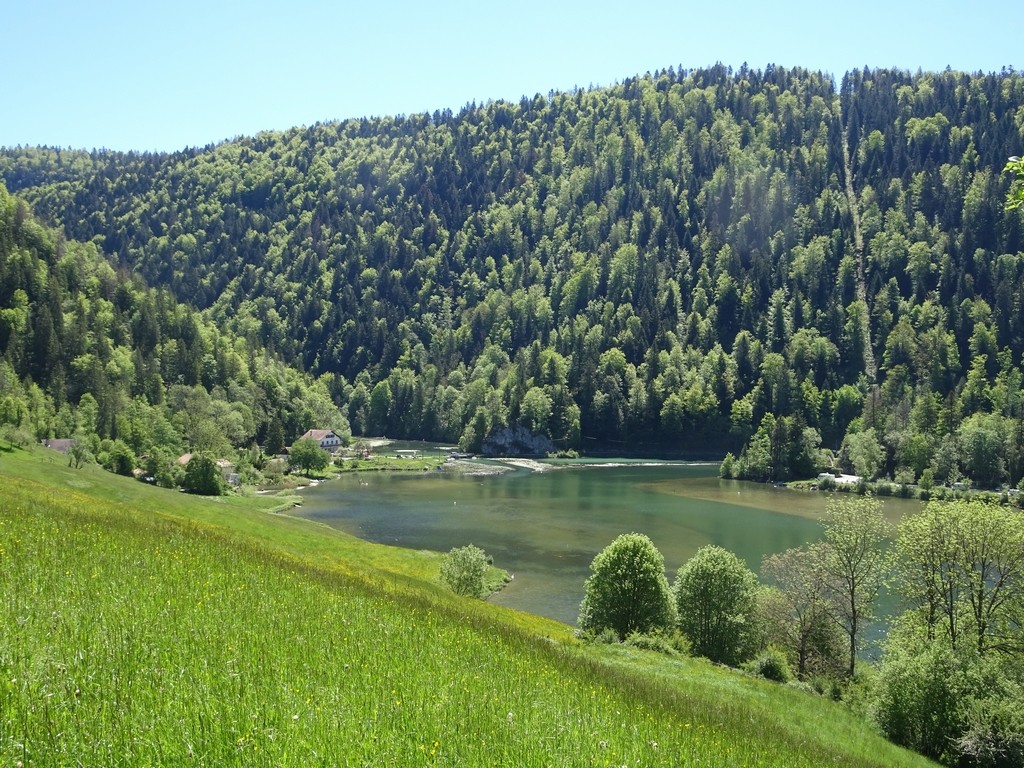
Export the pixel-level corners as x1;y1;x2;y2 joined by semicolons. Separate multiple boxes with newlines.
0;446;935;767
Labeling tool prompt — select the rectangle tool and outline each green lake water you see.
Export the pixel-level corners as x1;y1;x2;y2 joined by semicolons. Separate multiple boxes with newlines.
297;458;922;628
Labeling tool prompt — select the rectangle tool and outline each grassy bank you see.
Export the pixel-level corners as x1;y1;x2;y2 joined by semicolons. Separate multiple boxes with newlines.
337;454;446;472
0;446;935;767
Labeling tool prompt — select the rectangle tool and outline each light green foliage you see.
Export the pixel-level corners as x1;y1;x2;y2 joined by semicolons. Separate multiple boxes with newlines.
578;533;675;640
873;627;1024;767
841;428;884;481
819;497;890;677
0;422;32;450
737;415;776;482
745;646;793;683
0;183;350;493
519;386;552;435
170;385;248;457
728;413;822;482
622;629;689;657
143;447;180;487
67;438;93;469
0;394;27;435
955;676;1024;768
0;288;28;336
3;70;1024;472
674;545;759;666
719;451;736;478
957;412;1007;489
893;500;1024;656
439;543;489;598
872;634;978;764
1005;155;1024;210
288;437;330;476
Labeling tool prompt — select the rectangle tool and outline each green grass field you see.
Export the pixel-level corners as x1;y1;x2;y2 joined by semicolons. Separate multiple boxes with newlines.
0;446;936;766
337;453;447;472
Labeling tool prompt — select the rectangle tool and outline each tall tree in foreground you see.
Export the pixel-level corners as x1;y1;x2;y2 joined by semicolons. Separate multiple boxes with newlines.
674;545;760;666
761;545;845;679
577;533;675;640
893;500;1024;656
818;496;890;677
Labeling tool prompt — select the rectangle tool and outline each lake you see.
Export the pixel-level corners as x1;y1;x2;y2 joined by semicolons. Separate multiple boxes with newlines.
296;456;922;627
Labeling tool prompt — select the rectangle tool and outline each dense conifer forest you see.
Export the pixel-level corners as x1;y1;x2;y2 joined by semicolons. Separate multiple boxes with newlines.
3;65;1024;485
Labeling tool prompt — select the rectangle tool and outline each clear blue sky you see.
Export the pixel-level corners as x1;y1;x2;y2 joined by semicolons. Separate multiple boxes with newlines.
5;0;1021;152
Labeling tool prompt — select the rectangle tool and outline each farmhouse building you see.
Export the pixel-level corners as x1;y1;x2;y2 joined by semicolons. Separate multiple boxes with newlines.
297;429;344;452
43;438;76;454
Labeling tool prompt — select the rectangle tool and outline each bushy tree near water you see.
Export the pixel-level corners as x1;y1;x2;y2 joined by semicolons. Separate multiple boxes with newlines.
819;496;890;678
571;496;1024;766
872;629;977;764
873;624;1024;767
289;437;330;476
872;496;1024;765
893;500;1024;655
673;545;759;666
439;544;489;598
956;679;1024;768
761;545;846;679
841;428;884;481
578;533;675;640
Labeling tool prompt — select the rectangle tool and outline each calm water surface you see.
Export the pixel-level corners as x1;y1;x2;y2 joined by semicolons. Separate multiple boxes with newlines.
297;459;921;626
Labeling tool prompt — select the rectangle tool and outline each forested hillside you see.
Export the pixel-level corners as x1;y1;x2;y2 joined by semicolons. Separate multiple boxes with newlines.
0;183;347;482
3;65;1024;483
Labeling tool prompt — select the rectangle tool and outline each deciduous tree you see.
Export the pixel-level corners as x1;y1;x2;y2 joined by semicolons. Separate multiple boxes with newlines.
439;544;490;598
289;437;329;476
762;544;844;678
894;500;1024;655
182;452;224;496
1005;155;1024;210
842;427;884;480
818;496;890;677
674;545;759;666
578;533;675;640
